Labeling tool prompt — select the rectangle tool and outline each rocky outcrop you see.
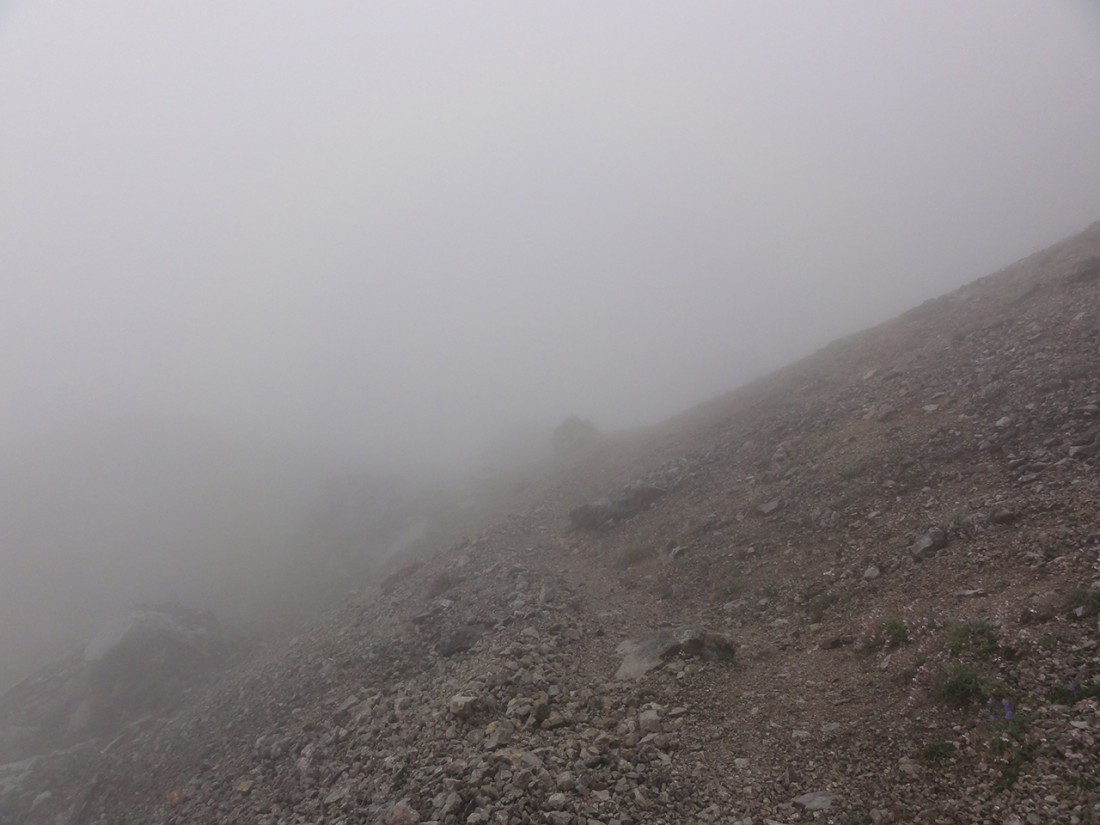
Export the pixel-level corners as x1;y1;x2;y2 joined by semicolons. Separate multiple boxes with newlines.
0;604;234;763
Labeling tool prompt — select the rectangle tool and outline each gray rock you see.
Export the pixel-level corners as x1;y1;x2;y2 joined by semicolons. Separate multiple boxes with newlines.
615;626;735;679
386;799;421;824
1;604;231;759
323;785;350;805
439;625;484;657
792;790;837;811
757;498;781;516
555;771;576;790
448;695;480;719
638;708;661;732
485;719;514;749
910;527;948;559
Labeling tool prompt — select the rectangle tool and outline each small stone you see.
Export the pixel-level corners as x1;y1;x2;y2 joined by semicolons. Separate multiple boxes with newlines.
863;566;881;580
386;800;420;824
544;711;568;729
485;719;515;748
758;498;781;516
911;528;947;559
323;785;349;805
956;588;985;598
449;695;480;719
638;709;661;733
555;771;576;791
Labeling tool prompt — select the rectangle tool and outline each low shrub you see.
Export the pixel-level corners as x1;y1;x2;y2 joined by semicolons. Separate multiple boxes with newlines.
1066;589;1100;618
945;618;999;657
881;618;909;648
920;741;955;762
808;593;839;622
986;718;1037;791
937;663;994;706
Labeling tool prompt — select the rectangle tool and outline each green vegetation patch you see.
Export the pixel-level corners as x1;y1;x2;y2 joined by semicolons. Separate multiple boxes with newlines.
880;618;909;648
807;593;839;622
1066;589;1100;618
1048;680;1100;705
945;618;999;657
986;718;1037;791
920;741;955;763
936;663;999;707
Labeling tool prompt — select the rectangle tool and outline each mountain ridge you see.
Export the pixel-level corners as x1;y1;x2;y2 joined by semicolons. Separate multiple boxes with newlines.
5;221;1100;824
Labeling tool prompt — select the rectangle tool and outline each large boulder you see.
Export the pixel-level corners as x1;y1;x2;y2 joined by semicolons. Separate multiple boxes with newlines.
0;604;235;759
615;626;736;679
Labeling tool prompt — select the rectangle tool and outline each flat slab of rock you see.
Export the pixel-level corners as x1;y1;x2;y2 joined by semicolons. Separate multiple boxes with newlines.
792;790;837;811
615;626;735;679
757;498;781;516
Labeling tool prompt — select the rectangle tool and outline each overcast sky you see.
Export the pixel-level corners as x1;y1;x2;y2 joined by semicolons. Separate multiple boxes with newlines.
3;1;1100;473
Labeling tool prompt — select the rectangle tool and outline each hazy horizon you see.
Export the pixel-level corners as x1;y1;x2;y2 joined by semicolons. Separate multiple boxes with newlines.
3;1;1100;683
3;2;1100;474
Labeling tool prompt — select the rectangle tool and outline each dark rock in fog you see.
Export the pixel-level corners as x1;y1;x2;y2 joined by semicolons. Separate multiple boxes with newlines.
438;624;486;657
551;415;598;457
568;483;667;530
0;604;236;762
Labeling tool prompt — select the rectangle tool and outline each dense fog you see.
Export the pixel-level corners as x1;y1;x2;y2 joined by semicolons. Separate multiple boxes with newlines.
2;1;1100;686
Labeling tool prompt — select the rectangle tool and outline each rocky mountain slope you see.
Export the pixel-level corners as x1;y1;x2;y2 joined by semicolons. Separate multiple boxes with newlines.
5;223;1100;824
